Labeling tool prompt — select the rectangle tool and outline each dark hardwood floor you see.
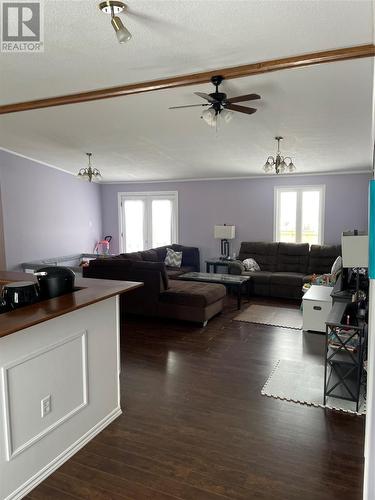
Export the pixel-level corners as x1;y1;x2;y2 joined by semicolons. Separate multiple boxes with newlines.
27;296;365;500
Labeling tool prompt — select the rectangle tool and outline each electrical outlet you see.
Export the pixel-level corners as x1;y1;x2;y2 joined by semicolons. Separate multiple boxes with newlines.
41;395;51;418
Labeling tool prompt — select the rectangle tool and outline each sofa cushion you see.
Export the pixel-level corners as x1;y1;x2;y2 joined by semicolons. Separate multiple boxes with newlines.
159;280;226;307
228;261;245;275
166;266;196;279
307;245;341;274
238;242;279;272
83;258;133;279
276;243;309;273
172;244;200;269
119;252;143;261
154;244;200;271
270;272;307;287
242;270;273;284
131;261;169;290
140;249;159;262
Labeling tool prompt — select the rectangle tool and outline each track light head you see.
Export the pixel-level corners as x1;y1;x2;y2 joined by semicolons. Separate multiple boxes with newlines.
99;1;132;44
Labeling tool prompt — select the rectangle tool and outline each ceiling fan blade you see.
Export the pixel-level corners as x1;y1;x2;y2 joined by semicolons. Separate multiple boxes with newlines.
226;104;257;115
194;92;217;103
169;104;209;109
225;93;261;104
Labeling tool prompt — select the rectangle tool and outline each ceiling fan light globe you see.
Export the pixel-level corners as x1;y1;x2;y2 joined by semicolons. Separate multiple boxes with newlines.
202;108;216;126
220;109;233;123
210;116;217;127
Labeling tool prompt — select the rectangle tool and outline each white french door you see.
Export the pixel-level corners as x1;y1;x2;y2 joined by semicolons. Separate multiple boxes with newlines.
119;191;178;253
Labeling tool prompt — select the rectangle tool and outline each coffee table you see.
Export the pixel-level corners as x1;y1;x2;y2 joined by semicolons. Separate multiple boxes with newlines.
177;272;251;310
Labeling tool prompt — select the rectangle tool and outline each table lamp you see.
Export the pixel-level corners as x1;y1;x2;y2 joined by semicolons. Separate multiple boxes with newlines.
214;224;236;259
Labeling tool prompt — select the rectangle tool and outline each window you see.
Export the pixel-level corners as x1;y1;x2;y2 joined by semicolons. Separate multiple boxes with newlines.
274;186;325;244
119;191;178;252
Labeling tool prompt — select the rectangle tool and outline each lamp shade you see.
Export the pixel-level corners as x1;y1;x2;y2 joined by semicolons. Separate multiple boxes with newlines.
341;231;368;268
214;225;235;239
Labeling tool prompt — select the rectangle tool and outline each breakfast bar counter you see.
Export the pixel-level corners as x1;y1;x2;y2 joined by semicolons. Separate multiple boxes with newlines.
0;271;141;500
0;271;141;339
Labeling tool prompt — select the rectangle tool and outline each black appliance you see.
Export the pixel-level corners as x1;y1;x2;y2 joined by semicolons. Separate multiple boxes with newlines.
35;267;75;299
2;281;39;309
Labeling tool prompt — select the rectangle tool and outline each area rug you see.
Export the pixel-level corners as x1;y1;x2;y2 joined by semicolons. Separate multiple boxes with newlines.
261;359;365;415
234;304;302;330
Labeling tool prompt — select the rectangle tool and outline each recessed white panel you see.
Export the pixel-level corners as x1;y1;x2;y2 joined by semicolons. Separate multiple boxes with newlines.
1;331;88;460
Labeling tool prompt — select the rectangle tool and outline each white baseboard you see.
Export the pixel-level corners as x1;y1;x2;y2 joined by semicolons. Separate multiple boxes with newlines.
5;407;122;500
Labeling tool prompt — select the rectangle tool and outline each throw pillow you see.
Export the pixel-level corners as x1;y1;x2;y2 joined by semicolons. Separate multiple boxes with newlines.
164;247;182;268
331;256;342;277
243;258;260;272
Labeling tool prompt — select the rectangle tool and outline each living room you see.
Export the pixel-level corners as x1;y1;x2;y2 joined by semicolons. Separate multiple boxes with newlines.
0;1;374;499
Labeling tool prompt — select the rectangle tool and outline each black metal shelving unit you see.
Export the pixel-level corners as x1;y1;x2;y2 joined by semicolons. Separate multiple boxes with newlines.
324;301;367;412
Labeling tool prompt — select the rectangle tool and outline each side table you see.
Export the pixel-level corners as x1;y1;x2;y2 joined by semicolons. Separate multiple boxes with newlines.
205;258;233;273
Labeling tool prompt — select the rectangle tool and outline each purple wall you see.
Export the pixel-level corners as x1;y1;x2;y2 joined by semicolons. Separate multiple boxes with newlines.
101;173;370;268
0;150;102;270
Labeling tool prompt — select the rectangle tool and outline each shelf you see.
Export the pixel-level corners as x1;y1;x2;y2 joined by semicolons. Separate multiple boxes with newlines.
326;365;360;402
327;346;361;366
326;302;348;327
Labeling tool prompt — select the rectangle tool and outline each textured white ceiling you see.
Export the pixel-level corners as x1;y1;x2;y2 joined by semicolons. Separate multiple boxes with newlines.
0;0;374;181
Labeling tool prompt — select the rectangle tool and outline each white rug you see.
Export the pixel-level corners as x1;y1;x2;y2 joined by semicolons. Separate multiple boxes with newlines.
262;359;365;415
234;304;302;330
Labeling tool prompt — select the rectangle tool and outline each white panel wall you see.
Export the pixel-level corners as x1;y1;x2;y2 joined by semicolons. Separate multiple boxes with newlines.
0;296;121;500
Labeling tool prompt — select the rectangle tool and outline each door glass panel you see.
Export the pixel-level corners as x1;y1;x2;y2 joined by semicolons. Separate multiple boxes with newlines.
124;200;144;252
279;191;297;242
301;191;320;244
152;199;172;248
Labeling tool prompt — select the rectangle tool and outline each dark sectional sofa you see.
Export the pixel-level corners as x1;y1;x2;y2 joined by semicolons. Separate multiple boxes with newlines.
117;244;200;278
228;242;340;299
83;245;226;325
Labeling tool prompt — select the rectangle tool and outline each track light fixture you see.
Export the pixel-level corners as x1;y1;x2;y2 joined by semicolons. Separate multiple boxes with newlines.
99;1;132;44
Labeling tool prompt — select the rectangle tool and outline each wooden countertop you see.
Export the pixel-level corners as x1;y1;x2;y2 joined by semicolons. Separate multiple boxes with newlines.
0;271;142;339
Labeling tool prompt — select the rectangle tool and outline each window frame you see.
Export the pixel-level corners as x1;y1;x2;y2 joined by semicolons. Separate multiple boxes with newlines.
118;191;179;253
273;185;325;245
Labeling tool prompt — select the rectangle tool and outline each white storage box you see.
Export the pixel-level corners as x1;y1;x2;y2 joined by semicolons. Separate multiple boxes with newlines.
303;285;333;333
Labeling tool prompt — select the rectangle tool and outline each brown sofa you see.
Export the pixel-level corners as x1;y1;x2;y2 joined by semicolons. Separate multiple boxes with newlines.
229;242;340;299
83;258;226;325
117;244;200;279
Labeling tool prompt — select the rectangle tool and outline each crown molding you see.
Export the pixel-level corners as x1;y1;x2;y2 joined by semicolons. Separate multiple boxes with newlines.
100;169;371;185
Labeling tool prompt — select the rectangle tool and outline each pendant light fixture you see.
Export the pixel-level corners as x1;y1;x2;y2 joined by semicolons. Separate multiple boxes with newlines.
77;153;102;182
99;1;132;44
263;137;296;174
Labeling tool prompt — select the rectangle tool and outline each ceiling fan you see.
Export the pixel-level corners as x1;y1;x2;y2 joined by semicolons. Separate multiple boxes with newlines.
169;75;261;126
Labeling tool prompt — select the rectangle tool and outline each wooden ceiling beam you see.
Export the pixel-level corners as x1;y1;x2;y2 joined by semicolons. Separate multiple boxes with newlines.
1;44;374;115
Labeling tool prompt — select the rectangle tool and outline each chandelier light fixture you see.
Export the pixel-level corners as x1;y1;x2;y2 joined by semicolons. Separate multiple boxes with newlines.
77;153;102;182
99;1;132;44
263;137;296;174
